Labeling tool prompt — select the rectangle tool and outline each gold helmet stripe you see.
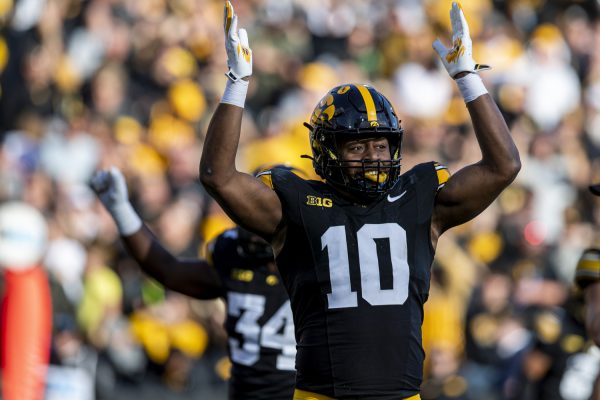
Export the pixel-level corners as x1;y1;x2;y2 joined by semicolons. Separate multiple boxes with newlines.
354;84;378;125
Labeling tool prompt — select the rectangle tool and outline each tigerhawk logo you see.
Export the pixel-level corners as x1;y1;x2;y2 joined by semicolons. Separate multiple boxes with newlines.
306;195;333;208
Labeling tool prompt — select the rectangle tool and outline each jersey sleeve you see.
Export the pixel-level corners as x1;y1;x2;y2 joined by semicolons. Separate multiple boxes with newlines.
575;248;600;290
402;161;447;224
255;165;308;190
264;167;312;227
434;162;451;191
256;169;275;190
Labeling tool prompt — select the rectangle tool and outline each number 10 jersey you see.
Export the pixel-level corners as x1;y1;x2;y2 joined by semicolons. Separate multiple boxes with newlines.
266;162;446;399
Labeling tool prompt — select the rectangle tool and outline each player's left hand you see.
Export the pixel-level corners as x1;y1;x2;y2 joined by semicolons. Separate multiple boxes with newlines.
432;2;490;78
90;167;130;211
224;1;252;82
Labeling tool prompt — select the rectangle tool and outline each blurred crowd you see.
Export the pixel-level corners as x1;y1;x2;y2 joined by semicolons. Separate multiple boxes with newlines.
2;0;600;399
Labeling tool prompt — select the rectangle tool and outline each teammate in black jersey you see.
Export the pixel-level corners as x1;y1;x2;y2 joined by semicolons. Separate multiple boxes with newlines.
580;185;600;348
572;247;600;400
200;2;520;399
91;167;296;400
576;247;600;345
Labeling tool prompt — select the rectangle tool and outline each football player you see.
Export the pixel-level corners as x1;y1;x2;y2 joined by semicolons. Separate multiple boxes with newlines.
91;167;296;400
573;246;600;400
517;287;598;400
576;247;600;347
578;184;600;347
199;2;520;399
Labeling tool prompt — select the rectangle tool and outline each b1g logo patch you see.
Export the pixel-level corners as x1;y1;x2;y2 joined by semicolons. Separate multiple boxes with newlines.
306;195;332;208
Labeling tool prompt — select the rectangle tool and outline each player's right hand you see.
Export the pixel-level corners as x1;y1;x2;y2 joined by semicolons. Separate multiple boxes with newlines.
224;1;252;82
90;167;130;211
91;167;142;236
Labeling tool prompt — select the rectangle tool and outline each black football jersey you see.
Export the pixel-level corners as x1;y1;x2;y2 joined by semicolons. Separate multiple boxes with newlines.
264;162;446;399
208;228;296;400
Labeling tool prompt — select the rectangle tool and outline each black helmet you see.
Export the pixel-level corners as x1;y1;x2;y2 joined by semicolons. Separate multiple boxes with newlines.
574;248;600;290
304;83;403;200
236;226;273;263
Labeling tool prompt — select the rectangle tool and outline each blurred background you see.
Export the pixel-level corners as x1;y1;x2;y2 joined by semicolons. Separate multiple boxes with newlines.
1;0;600;399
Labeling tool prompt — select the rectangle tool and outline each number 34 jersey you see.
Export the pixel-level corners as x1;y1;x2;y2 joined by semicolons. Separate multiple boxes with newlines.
265;162;448;399
208;228;296;400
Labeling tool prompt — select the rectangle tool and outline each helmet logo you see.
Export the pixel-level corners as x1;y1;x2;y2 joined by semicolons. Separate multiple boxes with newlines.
337;86;351;94
310;94;336;124
370;121;379;127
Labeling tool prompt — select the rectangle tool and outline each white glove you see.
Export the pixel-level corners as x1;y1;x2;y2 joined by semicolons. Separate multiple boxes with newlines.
224;1;252;82
90;167;142;236
432;2;490;78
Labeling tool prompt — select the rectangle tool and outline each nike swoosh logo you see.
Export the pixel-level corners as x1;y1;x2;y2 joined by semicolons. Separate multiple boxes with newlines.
387;190;407;202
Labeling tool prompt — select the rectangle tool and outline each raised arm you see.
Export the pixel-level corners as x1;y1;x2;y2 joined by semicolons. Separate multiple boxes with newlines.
431;3;521;239
199;1;282;241
91;168;223;299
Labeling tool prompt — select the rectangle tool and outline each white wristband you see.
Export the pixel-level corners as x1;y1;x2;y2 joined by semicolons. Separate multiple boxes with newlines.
110;201;142;236
456;73;488;103
220;79;249;108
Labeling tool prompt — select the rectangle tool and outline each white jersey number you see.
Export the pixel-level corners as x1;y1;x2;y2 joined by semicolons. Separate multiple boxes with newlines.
227;292;295;370
322;223;410;309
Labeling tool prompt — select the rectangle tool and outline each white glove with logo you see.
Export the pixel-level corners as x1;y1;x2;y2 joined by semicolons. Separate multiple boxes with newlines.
224;1;252;82
432;2;489;78
90;167;142;236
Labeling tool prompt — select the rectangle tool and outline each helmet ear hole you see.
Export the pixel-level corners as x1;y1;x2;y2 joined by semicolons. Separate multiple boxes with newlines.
307;84;404;200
